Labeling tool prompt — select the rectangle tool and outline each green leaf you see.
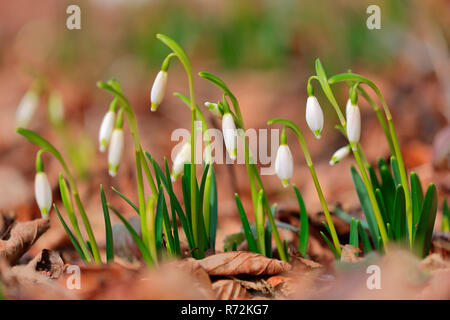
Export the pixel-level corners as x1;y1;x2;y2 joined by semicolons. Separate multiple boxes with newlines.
108;204;152;264
368;165;381;193
442;198;449;232
234;194;258;253
111;187;139;214
379;163;396;225
410;172;424;231
100;185;114;262
208;166;218;250
320;231;339;259
158;187;175;256
334;206;369;230
414;184;438;258
293;185;308;257
350;166;380;250
390;156;402;187
163;158;180;256
357;220;372;254
375;188;389;229
154;188;164;252
392;185;406;241
54;205;87;262
349;218;359;248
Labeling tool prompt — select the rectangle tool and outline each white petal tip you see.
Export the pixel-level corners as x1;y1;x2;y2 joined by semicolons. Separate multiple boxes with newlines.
108;170;117;177
171;176;177;182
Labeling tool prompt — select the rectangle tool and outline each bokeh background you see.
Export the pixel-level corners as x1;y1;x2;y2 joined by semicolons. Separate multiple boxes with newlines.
0;0;448;252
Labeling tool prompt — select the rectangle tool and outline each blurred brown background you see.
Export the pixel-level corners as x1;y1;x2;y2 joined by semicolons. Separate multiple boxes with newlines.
0;0;448;251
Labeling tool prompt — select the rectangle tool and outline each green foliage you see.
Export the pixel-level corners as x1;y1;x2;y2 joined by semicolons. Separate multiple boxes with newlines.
351;159;438;258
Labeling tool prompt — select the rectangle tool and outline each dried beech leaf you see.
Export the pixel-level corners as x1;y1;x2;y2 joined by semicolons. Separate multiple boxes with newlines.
0;218;50;264
340;245;362;262
233;277;274;296
212;279;251;300
198;251;291;276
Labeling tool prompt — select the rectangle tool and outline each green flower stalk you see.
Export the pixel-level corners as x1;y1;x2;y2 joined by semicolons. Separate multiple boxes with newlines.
268;118;342;256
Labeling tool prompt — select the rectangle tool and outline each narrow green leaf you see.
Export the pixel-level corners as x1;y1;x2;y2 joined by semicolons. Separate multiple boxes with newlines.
234;194;258;253
392;185;406;241
410;172;424;230
293;185;308;257
414;184;438;258
349;218;359;248
163;158;180;256
108;204;152;264
379;163;396;225
54;205;87;262
350;166;380;249
158;188;175;256
442;198;449;232
357;220;373;254
368;165;381;192
209;166;218;250
390;156;402;187
375;188;389;230
111;187;139;214
320;231;339;259
100;185;114;262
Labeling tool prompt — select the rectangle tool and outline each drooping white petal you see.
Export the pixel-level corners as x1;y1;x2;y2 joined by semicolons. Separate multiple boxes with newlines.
329;145;350;165
171;143;191;181
305;96;324;138
108;129;124;177
346;103;361;149
150;70;168;112
222;113;237;160
345;99;352;117
275;144;293;187
99;110;116;152
204;102;222;119
15;91;39;128
34;172;52;217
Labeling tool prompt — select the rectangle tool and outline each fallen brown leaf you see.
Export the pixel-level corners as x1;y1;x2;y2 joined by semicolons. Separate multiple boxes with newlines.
212;279;251;300
198;251;291;276
0;218;50;264
340;245;362;262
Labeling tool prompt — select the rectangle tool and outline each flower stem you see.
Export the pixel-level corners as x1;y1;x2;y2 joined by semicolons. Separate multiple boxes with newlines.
268;118;342;256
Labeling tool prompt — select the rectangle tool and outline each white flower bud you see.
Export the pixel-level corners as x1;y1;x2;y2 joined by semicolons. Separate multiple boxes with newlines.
275;144;294;188
305;96;324;139
204;102;222;119
171;142;191;182
345;99;352;117
346;103;361;150
99;110;116;152
35;172;52;217
108;128;124;177
222;113;237;160
15;91;39;128
329;145;350;165
150;70;168;112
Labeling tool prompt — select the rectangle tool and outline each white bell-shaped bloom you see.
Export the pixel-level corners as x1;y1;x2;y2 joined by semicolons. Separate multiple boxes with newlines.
329;145;350;165
204;102;222;119
150;70;168;112
222;113;237;160
275;144;294;187
99;110;116;152
171;142;191;182
305;96;324;139
15;91;39;128
108;129;124;177
35;172;52;217
346;103;361;150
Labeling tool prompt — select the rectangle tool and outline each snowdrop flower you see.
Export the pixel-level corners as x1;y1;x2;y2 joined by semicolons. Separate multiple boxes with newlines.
346;102;361;150
222;113;237;160
150;70;168;112
204;102;222;119
329;145;350;165
34;153;52;218
108;128;124;177
98;110;116;152
345;99;352;117
15;90;39;128
305;96;324;139
171;142;191;182
275;144;294;188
